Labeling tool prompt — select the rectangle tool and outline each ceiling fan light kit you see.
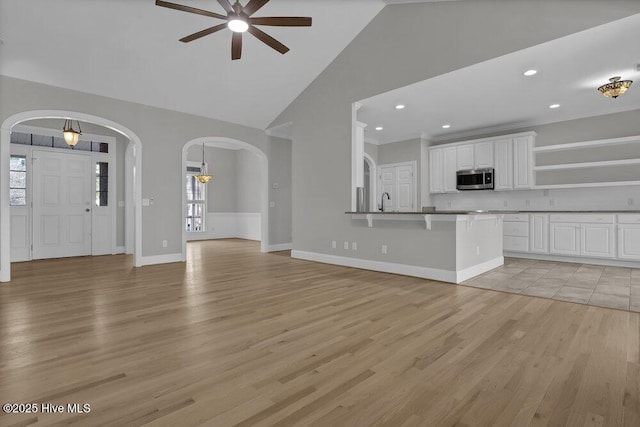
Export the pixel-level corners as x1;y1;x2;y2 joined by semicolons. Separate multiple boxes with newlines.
156;0;312;60
598;76;633;98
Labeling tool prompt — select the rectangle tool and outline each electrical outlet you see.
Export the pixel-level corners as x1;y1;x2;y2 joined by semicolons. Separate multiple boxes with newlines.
142;198;150;207
343;241;349;250
525;200;531;207
549;199;555;207
503;200;508;207
269;201;276;208
381;245;388;254
331;240;337;249
272;183;279;189
543;190;549;197
351;242;357;251
162;240;168;248
629;198;634;206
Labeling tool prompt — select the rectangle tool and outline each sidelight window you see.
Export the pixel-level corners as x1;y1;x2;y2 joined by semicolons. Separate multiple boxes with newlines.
9;155;27;206
186;165;206;232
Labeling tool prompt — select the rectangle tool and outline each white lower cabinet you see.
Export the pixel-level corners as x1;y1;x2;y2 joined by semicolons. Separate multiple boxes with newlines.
550;223;581;256
618;224;640;261
504;213;640;264
580;224;615;259
529;214;549;253
503;214;529;253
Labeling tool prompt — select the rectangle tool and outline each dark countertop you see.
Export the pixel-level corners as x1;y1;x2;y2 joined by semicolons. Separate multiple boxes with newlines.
346;210;640;215
346;211;515;215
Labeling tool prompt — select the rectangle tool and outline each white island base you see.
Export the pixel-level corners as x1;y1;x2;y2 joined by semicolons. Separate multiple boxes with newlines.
293;214;504;284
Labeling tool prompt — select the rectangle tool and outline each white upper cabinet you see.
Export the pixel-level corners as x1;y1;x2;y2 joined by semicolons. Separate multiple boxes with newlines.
474;141;494;169
456;144;474;170
443;146;458;193
429;147;443;193
428;131;535;194
494;138;513;191
513;136;534;189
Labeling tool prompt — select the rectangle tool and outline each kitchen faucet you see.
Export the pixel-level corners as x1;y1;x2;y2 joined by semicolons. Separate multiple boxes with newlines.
379;192;391;212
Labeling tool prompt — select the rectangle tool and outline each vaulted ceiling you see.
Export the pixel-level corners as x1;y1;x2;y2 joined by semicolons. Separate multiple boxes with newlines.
0;0;386;129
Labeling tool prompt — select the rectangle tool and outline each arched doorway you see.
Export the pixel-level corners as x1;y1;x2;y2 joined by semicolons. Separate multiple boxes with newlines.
1;110;143;282
181;137;269;260
364;152;377;211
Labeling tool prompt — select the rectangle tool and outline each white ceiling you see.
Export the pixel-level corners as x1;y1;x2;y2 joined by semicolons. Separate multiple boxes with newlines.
0;0;385;130
358;13;640;145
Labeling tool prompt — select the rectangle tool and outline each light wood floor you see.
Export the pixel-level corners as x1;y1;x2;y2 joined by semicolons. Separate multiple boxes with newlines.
1;239;640;426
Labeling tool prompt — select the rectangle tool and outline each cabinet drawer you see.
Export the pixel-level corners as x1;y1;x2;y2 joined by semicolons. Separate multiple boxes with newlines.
503;214;529;222
504;236;529;252
550;214;615;224
618;214;640;224
504;221;529;237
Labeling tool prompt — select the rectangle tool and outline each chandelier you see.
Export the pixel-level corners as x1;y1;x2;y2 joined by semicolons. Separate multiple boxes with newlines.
195;143;212;184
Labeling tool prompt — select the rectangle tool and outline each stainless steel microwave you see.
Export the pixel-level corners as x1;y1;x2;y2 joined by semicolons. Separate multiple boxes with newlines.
456;168;494;190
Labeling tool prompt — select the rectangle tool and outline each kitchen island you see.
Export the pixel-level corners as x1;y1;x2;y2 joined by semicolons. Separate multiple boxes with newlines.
315;210;509;283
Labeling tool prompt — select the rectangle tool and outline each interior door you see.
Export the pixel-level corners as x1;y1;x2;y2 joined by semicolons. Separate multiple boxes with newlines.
379;166;394;211
395;164;413;211
32;150;92;259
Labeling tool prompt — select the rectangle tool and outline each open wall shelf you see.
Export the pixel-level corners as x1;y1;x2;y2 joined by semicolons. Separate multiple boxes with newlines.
533;135;640;189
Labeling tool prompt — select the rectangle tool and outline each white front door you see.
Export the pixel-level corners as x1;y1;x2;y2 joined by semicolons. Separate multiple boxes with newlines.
32;150;92;259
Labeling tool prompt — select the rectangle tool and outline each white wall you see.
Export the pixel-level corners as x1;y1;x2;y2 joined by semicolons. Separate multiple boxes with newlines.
1;75;293;259
236;149;262;213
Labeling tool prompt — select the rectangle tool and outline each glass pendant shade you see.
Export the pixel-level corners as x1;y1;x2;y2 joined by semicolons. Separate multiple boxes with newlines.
195;143;213;183
62;119;82;147
598;76;633;99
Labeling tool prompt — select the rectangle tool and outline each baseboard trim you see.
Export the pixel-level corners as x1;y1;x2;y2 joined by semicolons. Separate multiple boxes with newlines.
456;256;504;283
268;243;292;252
505;252;640;269
291;250;459;283
115;246;125;254
140;253;184;266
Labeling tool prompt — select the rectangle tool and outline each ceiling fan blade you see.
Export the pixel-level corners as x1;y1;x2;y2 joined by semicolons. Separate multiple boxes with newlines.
247;25;289;54
156;0;226;20
243;0;270;16
250;17;312;27
179;23;227;43
216;0;234;14
232;32;243;60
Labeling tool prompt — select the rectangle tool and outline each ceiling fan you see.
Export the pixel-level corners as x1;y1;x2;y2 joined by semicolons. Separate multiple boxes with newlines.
156;0;312;60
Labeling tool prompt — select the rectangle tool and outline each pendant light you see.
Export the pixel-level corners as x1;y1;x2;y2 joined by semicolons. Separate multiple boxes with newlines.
195;143;212;183
62;119;82;147
598;76;633;99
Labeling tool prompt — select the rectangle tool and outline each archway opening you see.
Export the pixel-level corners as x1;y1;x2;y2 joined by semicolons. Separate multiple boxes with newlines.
1;110;143;282
181;137;269;261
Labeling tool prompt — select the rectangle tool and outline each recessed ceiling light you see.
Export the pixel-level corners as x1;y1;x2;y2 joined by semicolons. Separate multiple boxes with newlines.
395;104;405;110
375;126;384;131
549;104;561;109
523;69;538;77
442;124;451;129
